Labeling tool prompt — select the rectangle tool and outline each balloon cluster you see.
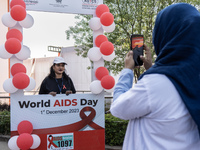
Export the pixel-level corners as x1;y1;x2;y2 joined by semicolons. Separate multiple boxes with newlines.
2;0;34;28
88;4;115;94
1;0;36;93
90;67;115;94
89;4;115;33
8;120;41;150
1;0;34;60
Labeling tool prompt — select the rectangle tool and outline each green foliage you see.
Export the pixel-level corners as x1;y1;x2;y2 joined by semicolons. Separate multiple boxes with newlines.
0;110;10;135
66;0;200;81
105;113;128;146
0;102;10;111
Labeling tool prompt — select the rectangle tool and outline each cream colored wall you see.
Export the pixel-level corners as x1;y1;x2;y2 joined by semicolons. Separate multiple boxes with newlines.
23;57;56;94
61;47;91;92
0;0;9;100
23;48;92;95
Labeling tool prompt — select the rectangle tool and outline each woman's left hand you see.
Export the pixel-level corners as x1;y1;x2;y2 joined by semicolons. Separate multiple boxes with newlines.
65;90;72;95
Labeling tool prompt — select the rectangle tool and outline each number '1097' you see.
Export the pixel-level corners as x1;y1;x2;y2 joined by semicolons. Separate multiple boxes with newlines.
58;140;72;147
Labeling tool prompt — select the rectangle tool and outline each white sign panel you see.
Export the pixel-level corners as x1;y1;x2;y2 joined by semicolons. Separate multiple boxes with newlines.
24;0;103;14
11;93;104;131
11;93;105;149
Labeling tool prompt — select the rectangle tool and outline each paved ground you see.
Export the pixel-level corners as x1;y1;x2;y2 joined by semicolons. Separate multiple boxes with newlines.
0;141;10;150
0;135;122;150
0;141;122;150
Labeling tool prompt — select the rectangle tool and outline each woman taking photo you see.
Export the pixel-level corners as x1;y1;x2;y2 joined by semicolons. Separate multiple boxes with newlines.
39;57;76;96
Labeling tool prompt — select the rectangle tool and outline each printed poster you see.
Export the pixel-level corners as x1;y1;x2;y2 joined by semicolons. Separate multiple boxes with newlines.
11;93;105;150
23;0;103;15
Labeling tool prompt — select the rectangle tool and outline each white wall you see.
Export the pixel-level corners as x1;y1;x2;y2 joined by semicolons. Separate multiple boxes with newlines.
23;57;55;94
61;46;91;92
23;46;92;94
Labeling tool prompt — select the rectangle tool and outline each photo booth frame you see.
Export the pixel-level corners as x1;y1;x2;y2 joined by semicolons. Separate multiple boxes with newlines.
3;0;114;150
1;0;116;149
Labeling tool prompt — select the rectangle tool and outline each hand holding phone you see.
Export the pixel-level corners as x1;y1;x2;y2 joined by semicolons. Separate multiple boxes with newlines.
130;34;144;66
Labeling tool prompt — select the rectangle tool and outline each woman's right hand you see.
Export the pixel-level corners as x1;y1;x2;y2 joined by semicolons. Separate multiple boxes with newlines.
49;92;57;96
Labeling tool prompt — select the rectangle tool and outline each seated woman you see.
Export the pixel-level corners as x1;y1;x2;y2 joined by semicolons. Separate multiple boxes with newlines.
39;57;76;96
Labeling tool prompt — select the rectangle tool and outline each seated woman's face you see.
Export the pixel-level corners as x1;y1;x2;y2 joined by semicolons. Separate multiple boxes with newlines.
53;63;65;75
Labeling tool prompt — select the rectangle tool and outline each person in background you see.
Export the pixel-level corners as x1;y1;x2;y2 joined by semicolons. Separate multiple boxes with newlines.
39;57;76;96
110;3;200;150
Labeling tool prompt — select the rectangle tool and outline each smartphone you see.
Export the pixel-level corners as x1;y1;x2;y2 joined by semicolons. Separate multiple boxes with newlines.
130;34;144;66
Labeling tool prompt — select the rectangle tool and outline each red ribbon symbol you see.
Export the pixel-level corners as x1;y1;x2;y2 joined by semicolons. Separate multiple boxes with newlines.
79;106;103;130
63;85;66;89
47;135;58;149
31;106;103;135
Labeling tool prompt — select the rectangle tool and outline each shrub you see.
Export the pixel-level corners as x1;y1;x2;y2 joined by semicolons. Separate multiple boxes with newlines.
0;110;10;135
0;102;10;111
105;113;128;146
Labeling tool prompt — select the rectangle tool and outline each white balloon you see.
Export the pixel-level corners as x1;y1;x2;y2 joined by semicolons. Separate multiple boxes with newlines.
102;22;115;33
0;44;13;59
3;78;18;93
8;136;20;150
19;14;34;28
1;12;17;27
90;80;103;94
102;51;116;61
30;134;41;149
87;47;102;62
24;77;36;91
15;45;31;60
89;17;102;31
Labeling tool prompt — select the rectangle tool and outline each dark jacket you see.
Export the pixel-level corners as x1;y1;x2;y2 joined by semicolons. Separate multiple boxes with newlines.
39;76;76;94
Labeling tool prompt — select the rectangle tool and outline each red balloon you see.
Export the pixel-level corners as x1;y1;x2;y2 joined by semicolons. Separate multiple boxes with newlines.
100;12;114;26
101;75;115;89
17;120;33;134
96;4;109;18
11;63;26;76
10;0;26;8
100;41;114;56
17;133;33;150
95;35;108;47
95;67;109;80
10;5;26;21
5;38;21;54
6;29;23;42
13;73;30;89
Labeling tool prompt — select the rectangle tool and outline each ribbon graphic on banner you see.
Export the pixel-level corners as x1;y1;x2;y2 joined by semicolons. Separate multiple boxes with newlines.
47;135;58;149
33;106;103;135
11;106;103;136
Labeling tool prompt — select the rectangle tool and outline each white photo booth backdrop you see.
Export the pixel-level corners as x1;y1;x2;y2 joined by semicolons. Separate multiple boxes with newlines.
1;0;116;149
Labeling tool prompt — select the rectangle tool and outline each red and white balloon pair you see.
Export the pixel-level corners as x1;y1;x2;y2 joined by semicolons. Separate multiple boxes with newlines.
3;63;36;93
90;67;115;94
2;0;34;28
89;4;115;33
1;28;31;60
8;120;41;150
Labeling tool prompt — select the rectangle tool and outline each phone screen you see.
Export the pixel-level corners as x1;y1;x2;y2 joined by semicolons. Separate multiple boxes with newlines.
131;35;144;66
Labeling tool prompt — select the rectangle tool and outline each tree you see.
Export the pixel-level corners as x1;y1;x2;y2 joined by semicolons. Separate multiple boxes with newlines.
66;0;200;82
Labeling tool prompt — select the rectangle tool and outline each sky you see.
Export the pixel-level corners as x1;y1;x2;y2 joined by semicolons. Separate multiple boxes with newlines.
23;11;77;58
